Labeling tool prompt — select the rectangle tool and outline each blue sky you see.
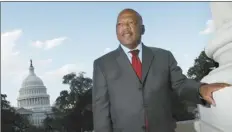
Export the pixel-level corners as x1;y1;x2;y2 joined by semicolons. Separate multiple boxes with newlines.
1;2;214;106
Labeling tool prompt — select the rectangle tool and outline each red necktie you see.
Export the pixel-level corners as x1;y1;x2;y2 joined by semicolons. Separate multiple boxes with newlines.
130;50;142;80
130;50;149;131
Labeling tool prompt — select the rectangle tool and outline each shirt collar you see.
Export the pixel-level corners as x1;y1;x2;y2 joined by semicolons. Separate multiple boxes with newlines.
120;42;142;54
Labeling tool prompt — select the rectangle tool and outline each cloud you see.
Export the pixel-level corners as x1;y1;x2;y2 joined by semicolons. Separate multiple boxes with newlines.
1;29;29;106
34;59;53;67
41;63;91;104
32;37;67;50
1;29;58;106
2;29;94;108
104;48;112;53
1;29;26;78
199;20;215;35
1;29;53;80
44;64;83;78
42;62;91;86
1;29;22;62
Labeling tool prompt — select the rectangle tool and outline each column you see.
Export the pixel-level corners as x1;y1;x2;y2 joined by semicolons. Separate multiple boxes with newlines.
41;97;43;105
43;97;45;105
194;2;232;132
45;97;47;105
48;97;50;105
39;97;41;105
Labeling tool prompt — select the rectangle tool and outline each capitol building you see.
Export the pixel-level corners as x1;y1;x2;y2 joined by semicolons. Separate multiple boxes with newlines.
16;60;52;127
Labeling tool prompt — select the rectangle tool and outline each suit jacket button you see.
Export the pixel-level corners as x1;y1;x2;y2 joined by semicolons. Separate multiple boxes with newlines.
142;125;146;130
143;104;148;108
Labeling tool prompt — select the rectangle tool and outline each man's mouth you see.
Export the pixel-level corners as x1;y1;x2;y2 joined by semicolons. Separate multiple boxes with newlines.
123;32;132;36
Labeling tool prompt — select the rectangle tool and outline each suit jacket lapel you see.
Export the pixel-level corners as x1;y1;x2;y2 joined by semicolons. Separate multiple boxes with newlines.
115;46;142;83
142;44;155;84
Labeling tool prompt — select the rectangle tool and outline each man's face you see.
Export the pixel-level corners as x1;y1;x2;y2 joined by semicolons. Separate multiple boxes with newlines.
116;11;143;48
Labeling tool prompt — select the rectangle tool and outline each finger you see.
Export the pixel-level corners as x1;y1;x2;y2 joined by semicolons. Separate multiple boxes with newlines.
222;83;231;87
212;83;230;91
217;83;231;87
205;96;216;106
211;86;223;92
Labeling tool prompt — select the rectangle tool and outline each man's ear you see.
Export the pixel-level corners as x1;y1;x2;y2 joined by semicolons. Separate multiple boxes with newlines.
141;25;145;35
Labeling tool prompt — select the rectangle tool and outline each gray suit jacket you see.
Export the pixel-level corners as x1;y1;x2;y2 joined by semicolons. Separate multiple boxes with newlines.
92;44;205;132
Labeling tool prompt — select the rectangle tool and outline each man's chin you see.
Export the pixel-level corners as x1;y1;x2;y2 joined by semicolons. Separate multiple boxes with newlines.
121;43;137;49
121;40;133;45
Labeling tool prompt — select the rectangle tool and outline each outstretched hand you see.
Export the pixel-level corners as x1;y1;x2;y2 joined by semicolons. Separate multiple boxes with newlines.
199;83;231;106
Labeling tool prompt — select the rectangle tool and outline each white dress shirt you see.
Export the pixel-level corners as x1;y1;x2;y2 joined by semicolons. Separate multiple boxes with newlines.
120;42;142;63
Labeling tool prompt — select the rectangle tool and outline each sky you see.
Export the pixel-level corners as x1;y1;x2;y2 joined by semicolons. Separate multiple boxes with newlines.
1;2;215;107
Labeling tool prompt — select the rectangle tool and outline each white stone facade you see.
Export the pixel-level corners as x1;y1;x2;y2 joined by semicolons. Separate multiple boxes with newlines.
17;60;52;127
194;2;232;132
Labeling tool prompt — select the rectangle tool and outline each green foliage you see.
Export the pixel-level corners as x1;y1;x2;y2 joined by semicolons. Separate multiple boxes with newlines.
1;94;27;132
44;72;93;132
187;51;219;81
1;94;43;132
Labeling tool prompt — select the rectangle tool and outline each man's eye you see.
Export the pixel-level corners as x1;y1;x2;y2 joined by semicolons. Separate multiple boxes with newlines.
129;21;136;25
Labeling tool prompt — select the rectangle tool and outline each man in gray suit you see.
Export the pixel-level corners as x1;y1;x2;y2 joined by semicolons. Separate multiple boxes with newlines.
92;9;230;132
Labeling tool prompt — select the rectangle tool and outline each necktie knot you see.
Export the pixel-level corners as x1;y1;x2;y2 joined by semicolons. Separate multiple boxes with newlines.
130;49;139;56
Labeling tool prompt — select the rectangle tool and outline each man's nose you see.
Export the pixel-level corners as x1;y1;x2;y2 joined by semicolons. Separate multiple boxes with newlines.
122;23;130;30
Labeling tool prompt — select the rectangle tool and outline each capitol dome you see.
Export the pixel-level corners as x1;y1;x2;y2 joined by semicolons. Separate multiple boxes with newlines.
21;60;44;88
22;72;44;88
17;59;50;110
17;59;52;127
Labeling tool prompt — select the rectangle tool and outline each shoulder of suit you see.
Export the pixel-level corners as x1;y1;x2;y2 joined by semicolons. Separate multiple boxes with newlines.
147;46;172;55
93;49;118;65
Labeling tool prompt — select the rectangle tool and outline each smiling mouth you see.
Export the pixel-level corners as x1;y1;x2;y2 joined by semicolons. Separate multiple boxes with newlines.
123;33;132;36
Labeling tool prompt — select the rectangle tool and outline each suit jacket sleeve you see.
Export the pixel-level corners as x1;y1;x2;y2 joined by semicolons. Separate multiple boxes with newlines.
92;60;113;132
168;51;208;105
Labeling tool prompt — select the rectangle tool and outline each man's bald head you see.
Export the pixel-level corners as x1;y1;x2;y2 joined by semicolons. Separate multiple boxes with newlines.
116;8;145;49
117;8;143;25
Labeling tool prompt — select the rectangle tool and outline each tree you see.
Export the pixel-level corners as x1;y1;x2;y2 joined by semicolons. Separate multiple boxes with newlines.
187;51;219;81
1;94;31;132
45;72;93;132
1;94;11;109
1;94;45;132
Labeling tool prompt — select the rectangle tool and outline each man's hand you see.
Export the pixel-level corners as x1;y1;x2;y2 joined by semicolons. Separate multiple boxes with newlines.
199;83;231;106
